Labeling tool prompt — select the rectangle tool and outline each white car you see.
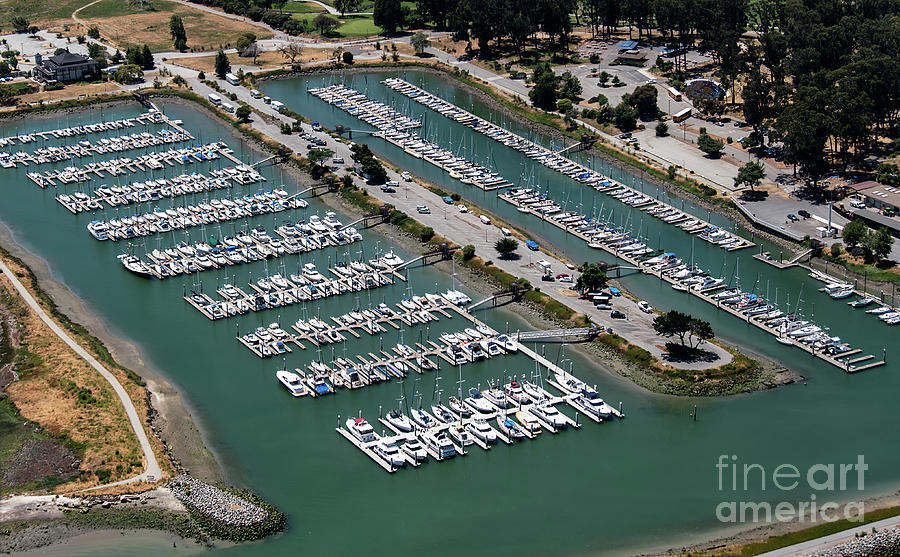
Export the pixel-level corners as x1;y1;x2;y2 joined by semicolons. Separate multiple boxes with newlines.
646;78;657;84
638;300;653;313
401;171;412;181
458;204;468;213
416;205;431;214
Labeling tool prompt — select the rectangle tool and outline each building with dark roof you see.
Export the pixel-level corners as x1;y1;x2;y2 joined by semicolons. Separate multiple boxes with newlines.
33;51;98;83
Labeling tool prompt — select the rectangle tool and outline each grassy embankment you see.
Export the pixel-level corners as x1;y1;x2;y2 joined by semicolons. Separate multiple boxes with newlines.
0;246;171;493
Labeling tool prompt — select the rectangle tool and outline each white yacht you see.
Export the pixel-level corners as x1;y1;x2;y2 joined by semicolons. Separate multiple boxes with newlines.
386;409;413;432
375;439;407;468
401;438;428;462
346;417;377;443
465;388;495;413
420;430;456;459
529;403;567;429
276;369;307;397
466;418;497;444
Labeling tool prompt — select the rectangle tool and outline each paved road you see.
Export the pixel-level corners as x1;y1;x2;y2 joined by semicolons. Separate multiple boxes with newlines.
168;70;731;370
0;259;162;488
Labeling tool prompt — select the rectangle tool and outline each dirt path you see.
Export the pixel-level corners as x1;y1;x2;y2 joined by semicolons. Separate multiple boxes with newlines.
0;259;161;487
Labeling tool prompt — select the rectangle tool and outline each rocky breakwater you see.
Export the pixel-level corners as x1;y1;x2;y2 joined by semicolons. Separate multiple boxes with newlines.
167;475;285;541
807;526;900;556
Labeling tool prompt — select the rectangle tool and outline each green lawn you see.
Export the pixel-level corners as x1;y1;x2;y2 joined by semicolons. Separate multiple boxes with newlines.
0;0;91;27
335;15;381;37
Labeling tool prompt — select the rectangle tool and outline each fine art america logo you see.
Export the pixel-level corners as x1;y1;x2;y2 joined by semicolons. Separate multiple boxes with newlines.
715;455;867;523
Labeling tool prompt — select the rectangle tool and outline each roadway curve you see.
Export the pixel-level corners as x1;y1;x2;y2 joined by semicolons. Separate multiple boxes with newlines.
0;259;162;488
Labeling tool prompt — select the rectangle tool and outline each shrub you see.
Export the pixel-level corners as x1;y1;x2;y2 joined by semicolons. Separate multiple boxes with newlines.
419;227;434;242
342;51;353;64
280;123;292;134
655;122;669;136
556;98;573;113
197;71;205;80
462;244;476;261
830;243;842;258
450;193;461;201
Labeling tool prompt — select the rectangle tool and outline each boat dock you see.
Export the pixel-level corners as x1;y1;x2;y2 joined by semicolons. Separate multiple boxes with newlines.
501;186;750;252
308;84;513;192
120;219;363;280
88;188;305;242
24;142;237;188
0;112;161;152
382;77;753;250
1;129;194;168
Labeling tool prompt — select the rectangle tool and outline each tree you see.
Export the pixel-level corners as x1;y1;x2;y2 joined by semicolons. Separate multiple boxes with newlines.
866;227;894;262
279;43;304;64
334;0;362;15
575;263;607;292
111;50;122;64
374;0;404;35
342;51;353;64
556;98;573;113
11;17;29;33
842;219;868;249
141;44;154;69
88;26;100;40
653;310;714;349
214;50;230;79
733;161;765;191
559;71;582;100
627;84;658;119
655;122;669;136
236;32;257;53
495;237;519;258
0;62;9;77
197;71;205;80
113;64;143;84
461;244;476;260
235;105;252;122
0;84;22;106
313;14;339;35
698;132;724;157
612;102;637;131
411;32;429;55
170;15;187;51
529;62;559;111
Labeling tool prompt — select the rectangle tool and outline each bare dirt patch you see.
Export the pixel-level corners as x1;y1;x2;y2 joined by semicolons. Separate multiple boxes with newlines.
12;83;122;107
2;439;80;487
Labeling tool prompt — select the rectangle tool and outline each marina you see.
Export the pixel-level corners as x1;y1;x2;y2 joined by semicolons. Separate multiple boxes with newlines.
3;80;900;557
309;84;513;191
0;112;160;148
183;251;408;320
116;214;361;279
23;142;237;188
86;189;304;241
0;128;194;168
383;77;753;249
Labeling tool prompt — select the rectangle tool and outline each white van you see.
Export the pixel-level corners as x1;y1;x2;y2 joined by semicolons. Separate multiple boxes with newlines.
221;102;235;114
207;93;222;105
263;96;272;104
225;72;239;86
271;100;285;111
249;89;262;99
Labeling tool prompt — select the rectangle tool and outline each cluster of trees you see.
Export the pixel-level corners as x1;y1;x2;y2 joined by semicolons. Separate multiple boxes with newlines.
124;45;155;70
528;62;582;111
9;16;37;35
350;143;388;183
841;220;894;263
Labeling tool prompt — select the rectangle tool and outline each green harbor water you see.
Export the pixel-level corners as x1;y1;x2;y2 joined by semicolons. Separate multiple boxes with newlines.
0;72;897;556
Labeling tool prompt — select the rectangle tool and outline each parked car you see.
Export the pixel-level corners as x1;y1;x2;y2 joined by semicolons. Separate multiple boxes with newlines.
798;209;811;218
611;310;626;319
787;213;799;222
541;275;555;282
381;185;396;193
416;205;431;214
458;204;468;213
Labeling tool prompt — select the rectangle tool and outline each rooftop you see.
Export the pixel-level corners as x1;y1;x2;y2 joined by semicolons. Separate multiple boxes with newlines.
47;51;93;66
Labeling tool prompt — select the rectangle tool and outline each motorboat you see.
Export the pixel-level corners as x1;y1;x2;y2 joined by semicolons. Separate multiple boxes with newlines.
419;430;456;459
465;388;495;413
346;417;377;443
401;438;428;462
496;334;517;352
529;403;567;429
276;369;307;397
375;439;407;468
431;403;457;424
465;418;497;444
576;391;614;420
482;387;509;409
503;380;528;404
515;411;542;436
447;423;474;447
